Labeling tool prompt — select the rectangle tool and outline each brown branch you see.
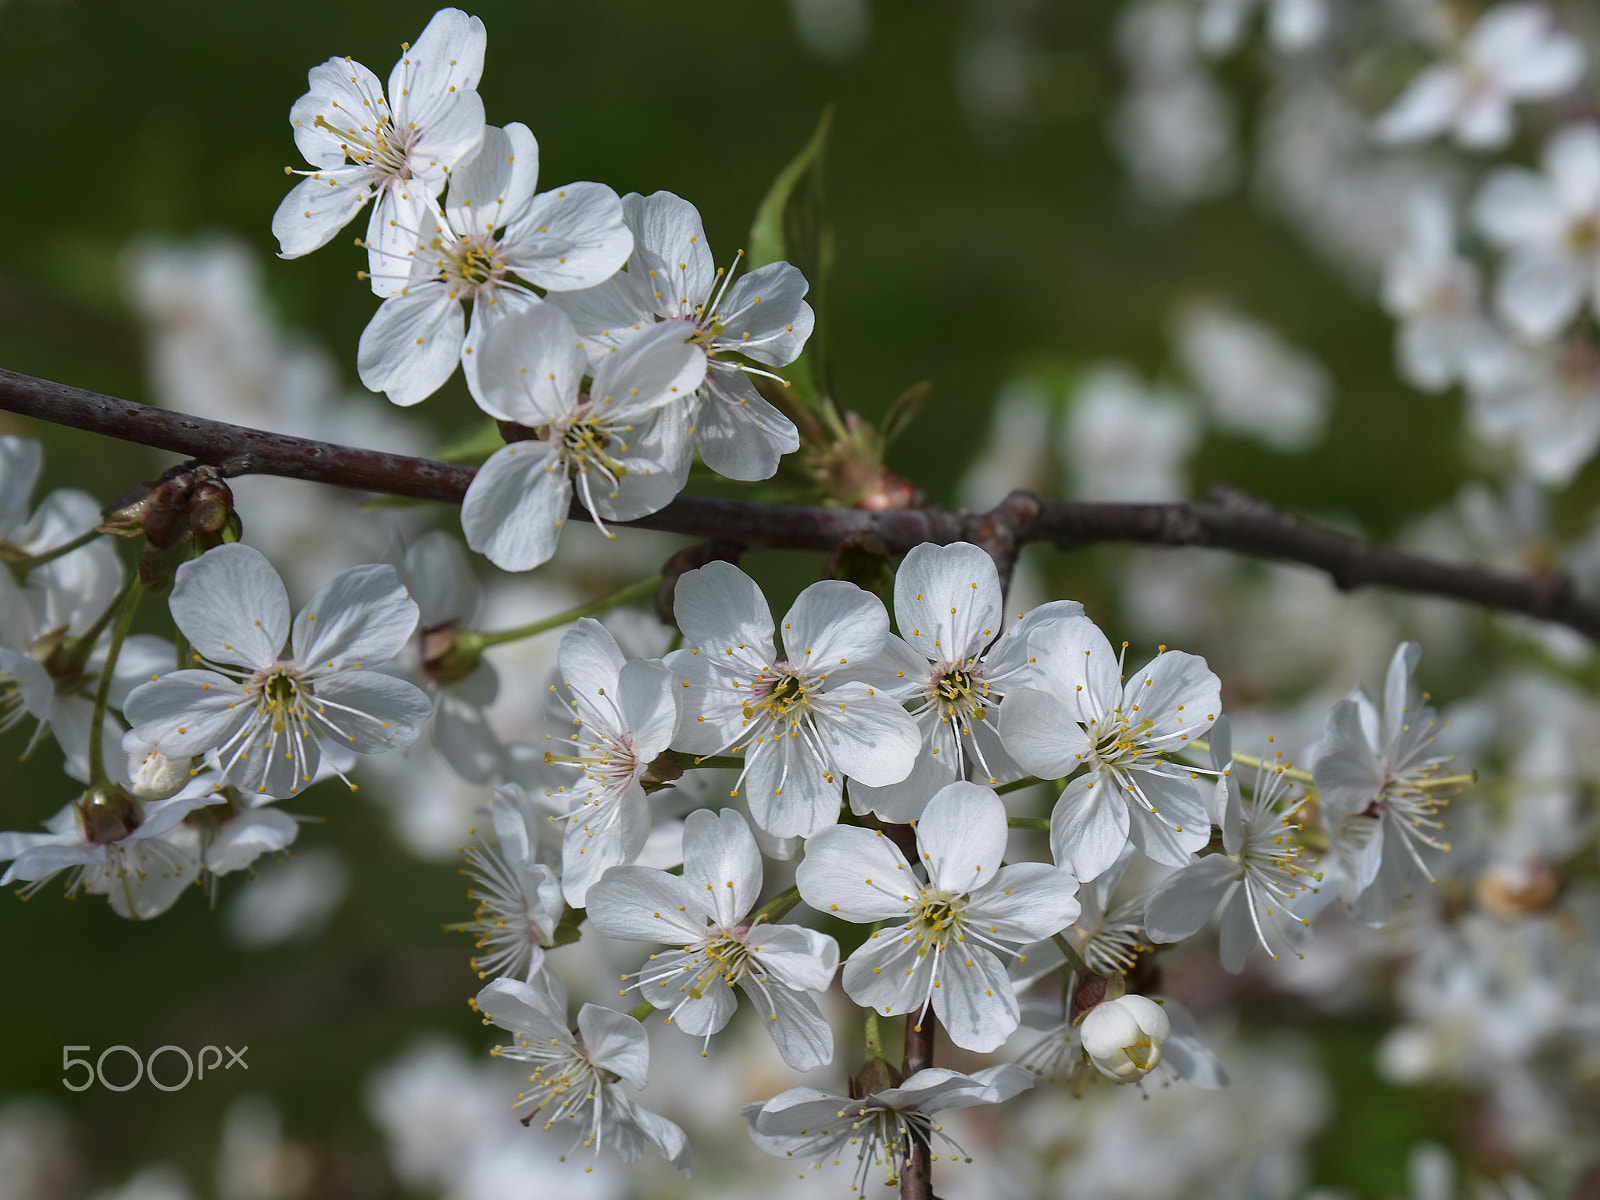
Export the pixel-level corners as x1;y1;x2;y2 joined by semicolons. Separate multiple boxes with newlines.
3;366;1597;641
902;1003;936;1200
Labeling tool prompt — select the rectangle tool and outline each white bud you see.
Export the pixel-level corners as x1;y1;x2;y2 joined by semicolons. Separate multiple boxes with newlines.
1080;994;1172;1083
123;731;190;801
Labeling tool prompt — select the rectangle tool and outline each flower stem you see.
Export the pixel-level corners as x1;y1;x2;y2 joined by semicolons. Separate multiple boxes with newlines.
1051;931;1092;981
6;525;105;579
1006;815;1050;830
994;775;1044;796
86;578;143;786
627;1001;655;1023
64;573;136;669
863;1006;885;1061
456;575;663;653
1188;738;1316;786
752;885;802;923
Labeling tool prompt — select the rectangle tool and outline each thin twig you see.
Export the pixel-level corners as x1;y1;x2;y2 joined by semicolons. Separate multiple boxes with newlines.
3;367;1597;641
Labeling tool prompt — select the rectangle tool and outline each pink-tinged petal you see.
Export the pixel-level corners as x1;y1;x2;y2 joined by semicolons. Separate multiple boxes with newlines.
757;981;834;1071
294;563;418;671
749;923;839;993
459;441;569;572
357;285;465;406
590;319;706;419
504;182;633;292
716;261;813;367
934;945;1017;1053
1049;774;1130;882
272;169;374;260
1144;854;1239;942
586;866;708;943
998;689;1095;779
682;808;763;927
795;824;915;922
814;685;920;788
388;8;487;133
624;192;715;308
780;579;890;668
445;123;540;236
124;671;249;757
968;861;1081;942
466;294;585;425
693;367;800;481
309;670;431;755
617;658;678;761
172;544;289;668
1312;699;1386;813
672;561;777;667
894;541;1003;665
915;782;1007;894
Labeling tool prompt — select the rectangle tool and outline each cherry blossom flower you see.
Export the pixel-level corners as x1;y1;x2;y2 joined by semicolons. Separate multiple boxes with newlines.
665;561;920;839
848;540;1085;822
272;9;489;282
1080;994;1173;1082
1000;615;1219;881
551;191;812;481
459;305;705;572
453;783;564;983
125;544;432;798
795;781;1080;1052
587;807;838;1069
1463;337;1600;486
1144;717;1327;971
475;974;690;1172
357;122;631;406
1060;364;1199;501
742;1064;1033;1192
1373;4;1584;150
1173;302;1330;452
540;619;677;906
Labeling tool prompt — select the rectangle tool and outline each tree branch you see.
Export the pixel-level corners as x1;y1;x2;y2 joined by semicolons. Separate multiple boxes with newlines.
903;1004;936;1200
3;366;1596;641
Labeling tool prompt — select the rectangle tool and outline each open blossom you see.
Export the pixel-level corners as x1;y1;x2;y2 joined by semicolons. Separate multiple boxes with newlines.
665;561;920;839
587;808;839;1070
1382;189;1497;393
1000;614;1219;881
543;619;678;906
125;544;432;798
475;974;690;1172
1373;3;1584;150
742;1064;1033;1192
850;540;1085;822
1144;717;1327;971
357;121;631;406
552;190;812;481
796;782;1080;1052
457;783;564;983
1313;642;1464;926
272;9;488;279
1464;337;1600;486
459;305;705;572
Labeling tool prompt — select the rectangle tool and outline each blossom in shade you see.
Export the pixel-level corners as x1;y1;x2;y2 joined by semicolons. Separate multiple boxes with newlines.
795;781;1080;1052
1381;189;1496;394
1144;717;1327;971
357;122;631;405
475;974;690;1172
125;543;432;797
272;8;489;281
1080;993;1172;1082
1000;615;1219;881
665;561;920;839
458;305;705;572
587;807;839;1070
543;618;678;907
551;191;812;481
742;1064;1033;1192
457;783;564;982
849;540;1085;822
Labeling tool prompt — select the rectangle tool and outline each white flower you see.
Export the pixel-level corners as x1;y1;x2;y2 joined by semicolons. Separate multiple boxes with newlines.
1173;302;1330;452
1475;123;1600;342
1081;993;1173;1082
1001;615;1219;881
542;618;677;906
1381;189;1497;393
1144;717;1326;971
459;304;706;572
1060;364;1199;501
1374;4;1584;150
587;807;839;1069
1313;643;1463;926
665;561;920;839
1463;337;1600;486
474;975;691;1172
125;543;432;797
742;1064;1033;1192
1195;0;1327;56
122;731;192;801
357;121;632;405
796;781;1080;1052
850;540;1085;822
458;783;564;982
552;191;812;481
272;8;488;282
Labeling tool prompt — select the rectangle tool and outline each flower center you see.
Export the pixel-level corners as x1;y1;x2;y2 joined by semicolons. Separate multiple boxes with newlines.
312;114;414;184
439;232;506;294
909;888;966;954
253;667;309;733
932;667;987;719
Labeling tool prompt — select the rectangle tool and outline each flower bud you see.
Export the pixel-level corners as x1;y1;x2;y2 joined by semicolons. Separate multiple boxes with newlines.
122;731;191;801
74;782;142;846
1080;994;1171;1083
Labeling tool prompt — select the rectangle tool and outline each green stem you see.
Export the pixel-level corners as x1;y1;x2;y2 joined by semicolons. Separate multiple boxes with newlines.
63;573;136;671
86;579;143;786
863;1005;885;1061
995;776;1045;796
1006;816;1050;831
457;575;662;653
1051;931;1092;981
684;753;746;771
7;526;105;578
752;885;802;924
627;1001;655;1023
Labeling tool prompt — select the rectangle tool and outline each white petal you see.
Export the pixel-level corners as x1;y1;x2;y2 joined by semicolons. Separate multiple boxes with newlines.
432;692;503;783
294;563;419;671
741;731;842;838
205;807;299;874
716;261;814;367
617;658;678;761
356;286;465;406
967;861;1081;942
934;946;1018;1053
756;981;834;1071
469;303;585;425
1496;249;1587;340
171;544;289;668
575;1002;650;1089
894;541;1003;664
1049;774;1131;881
0;436;41;536
272;168;372;259
503;182;633;292
1373;67;1461;144
586;865;708;942
998;689;1095;779
124;671;249;757
559;618;626;707
560;789;650;907
813;686;920;787
444;123;540;236
672;561;776;668
842;923;930;1015
310;670;432;755
1144;854;1239;942
1474;169;1564;247
459;441;569;572
749;923;839;993
388;8;487;141
625;191;715;307
589;318;706;418
692;367;800;481
780;579;891;669
1312;699;1386;812
682;807;763;927
794;824;914;921
915;781;1007;894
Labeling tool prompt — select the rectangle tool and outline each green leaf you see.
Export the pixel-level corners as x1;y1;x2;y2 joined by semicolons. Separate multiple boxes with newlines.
433;418;505;465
